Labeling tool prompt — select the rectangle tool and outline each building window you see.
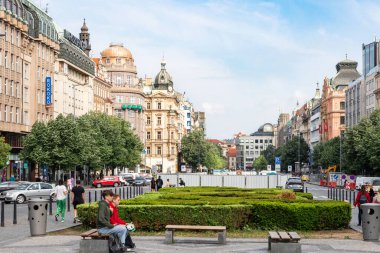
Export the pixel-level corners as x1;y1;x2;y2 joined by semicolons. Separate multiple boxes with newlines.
147;102;151;109
146;116;151;125
130;97;135;103
106;58;110;63
10;80;13;96
116;96;123;103
340;116;345;125
157;116;161;125
16;108;19;124
4;105;8;122
146;131;151;140
157;146;162;155
187;112;191;118
171;132;174;139
171;147;175;155
4;78;7;95
157;102;161;109
146;147;151;155
260;140;263;143
340;101;345;110
255;140;258;143
157;131;162;140
115;109;123;118
9;106;13;123
4;51;8;68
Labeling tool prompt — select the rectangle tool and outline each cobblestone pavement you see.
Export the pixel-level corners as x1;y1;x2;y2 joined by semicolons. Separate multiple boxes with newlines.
0;236;380;253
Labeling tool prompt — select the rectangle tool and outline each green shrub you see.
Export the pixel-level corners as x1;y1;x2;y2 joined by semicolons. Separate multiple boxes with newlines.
78;187;348;231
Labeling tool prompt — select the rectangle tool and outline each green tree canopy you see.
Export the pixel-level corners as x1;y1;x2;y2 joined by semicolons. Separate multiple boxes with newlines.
253;155;268;171
262;145;276;169
0;136;11;168
278;135;309;172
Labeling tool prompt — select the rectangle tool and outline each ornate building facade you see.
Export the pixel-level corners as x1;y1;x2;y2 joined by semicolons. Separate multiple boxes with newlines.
321;59;360;142
53;22;95;118
144;61;185;173
0;0;60;180
96;43;145;141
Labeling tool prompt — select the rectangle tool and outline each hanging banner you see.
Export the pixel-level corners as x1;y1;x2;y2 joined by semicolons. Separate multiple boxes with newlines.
46;77;52;105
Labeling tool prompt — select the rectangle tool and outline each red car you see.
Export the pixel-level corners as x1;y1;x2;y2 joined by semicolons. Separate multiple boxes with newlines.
92;176;121;188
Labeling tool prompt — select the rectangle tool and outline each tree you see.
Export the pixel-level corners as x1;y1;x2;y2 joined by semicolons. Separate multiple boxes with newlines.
0;136;11;168
204;142;226;169
253;155;268;171
262;145;276;169
181;130;208;170
280;136;309;172
312;137;340;170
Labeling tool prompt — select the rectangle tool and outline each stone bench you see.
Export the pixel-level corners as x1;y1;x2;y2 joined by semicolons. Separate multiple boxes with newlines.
165;225;227;244
268;231;301;253
79;229;109;253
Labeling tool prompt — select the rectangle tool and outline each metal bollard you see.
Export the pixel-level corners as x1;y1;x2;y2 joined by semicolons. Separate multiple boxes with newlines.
305;187;308;193
49;196;53;215
95;191;97;202
335;188;338;200
100;190;103;200
350;190;352;204
1;201;4;227
89;191;92;203
13;201;17;224
123;187;125;199
345;190;348;201
67;192;71;212
127;187;130;199
119;188;121;196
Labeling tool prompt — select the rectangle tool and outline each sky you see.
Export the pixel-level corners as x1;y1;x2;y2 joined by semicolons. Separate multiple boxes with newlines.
34;0;380;139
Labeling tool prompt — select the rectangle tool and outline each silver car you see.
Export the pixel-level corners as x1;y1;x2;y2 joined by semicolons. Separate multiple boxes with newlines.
3;182;55;204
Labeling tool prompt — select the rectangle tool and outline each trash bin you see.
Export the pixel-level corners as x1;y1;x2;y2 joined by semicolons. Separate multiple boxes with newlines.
361;203;380;240
28;198;49;236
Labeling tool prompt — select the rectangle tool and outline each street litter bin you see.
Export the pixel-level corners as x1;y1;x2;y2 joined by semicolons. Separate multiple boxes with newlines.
28;198;49;236
361;203;380;240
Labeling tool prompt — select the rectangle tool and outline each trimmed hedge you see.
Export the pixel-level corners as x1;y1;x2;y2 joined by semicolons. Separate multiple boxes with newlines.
77;187;350;231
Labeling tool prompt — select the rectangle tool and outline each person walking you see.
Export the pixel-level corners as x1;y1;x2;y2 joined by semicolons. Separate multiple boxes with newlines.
156;176;163;191
54;179;68;222
71;179;85;223
150;177;156;192
369;185;375;202
354;185;370;226
97;190;130;252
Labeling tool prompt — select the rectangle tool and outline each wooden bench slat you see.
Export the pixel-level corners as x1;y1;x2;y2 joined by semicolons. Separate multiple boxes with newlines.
269;231;280;240
165;225;226;231
81;229;98;237
288;232;301;240
278;232;291;240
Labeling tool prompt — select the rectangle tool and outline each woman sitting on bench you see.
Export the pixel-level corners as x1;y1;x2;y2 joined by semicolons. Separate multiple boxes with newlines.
109;194;135;249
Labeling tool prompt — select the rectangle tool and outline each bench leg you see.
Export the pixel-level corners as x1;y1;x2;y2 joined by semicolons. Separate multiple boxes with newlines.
165;230;174;244
218;230;226;244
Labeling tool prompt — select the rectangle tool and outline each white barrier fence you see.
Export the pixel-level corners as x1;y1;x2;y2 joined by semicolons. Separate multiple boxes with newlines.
158;174;292;188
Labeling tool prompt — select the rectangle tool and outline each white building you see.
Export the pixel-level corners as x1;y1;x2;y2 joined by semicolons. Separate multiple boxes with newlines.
236;123;275;170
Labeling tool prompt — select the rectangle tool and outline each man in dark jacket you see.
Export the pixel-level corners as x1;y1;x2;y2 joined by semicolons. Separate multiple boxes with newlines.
97;190;130;252
156;176;163;191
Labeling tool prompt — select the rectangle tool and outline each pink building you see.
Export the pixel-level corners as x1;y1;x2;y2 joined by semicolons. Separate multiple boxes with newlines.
321;59;360;142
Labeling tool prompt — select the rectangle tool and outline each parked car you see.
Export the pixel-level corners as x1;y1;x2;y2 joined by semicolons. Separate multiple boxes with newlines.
116;176;127;186
144;176;153;184
0;181;23;194
285;178;304;192
372;179;380;192
92;176;121;188
133;176;147;186
3;182;55;204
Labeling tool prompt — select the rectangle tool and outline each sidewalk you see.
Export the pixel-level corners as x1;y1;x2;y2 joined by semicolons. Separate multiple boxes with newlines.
0;235;380;253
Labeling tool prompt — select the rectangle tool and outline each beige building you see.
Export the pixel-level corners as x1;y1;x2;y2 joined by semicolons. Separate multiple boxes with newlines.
144;61;185;173
92;58;112;115
0;0;60;180
53;24;95;118
98;43;145;141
